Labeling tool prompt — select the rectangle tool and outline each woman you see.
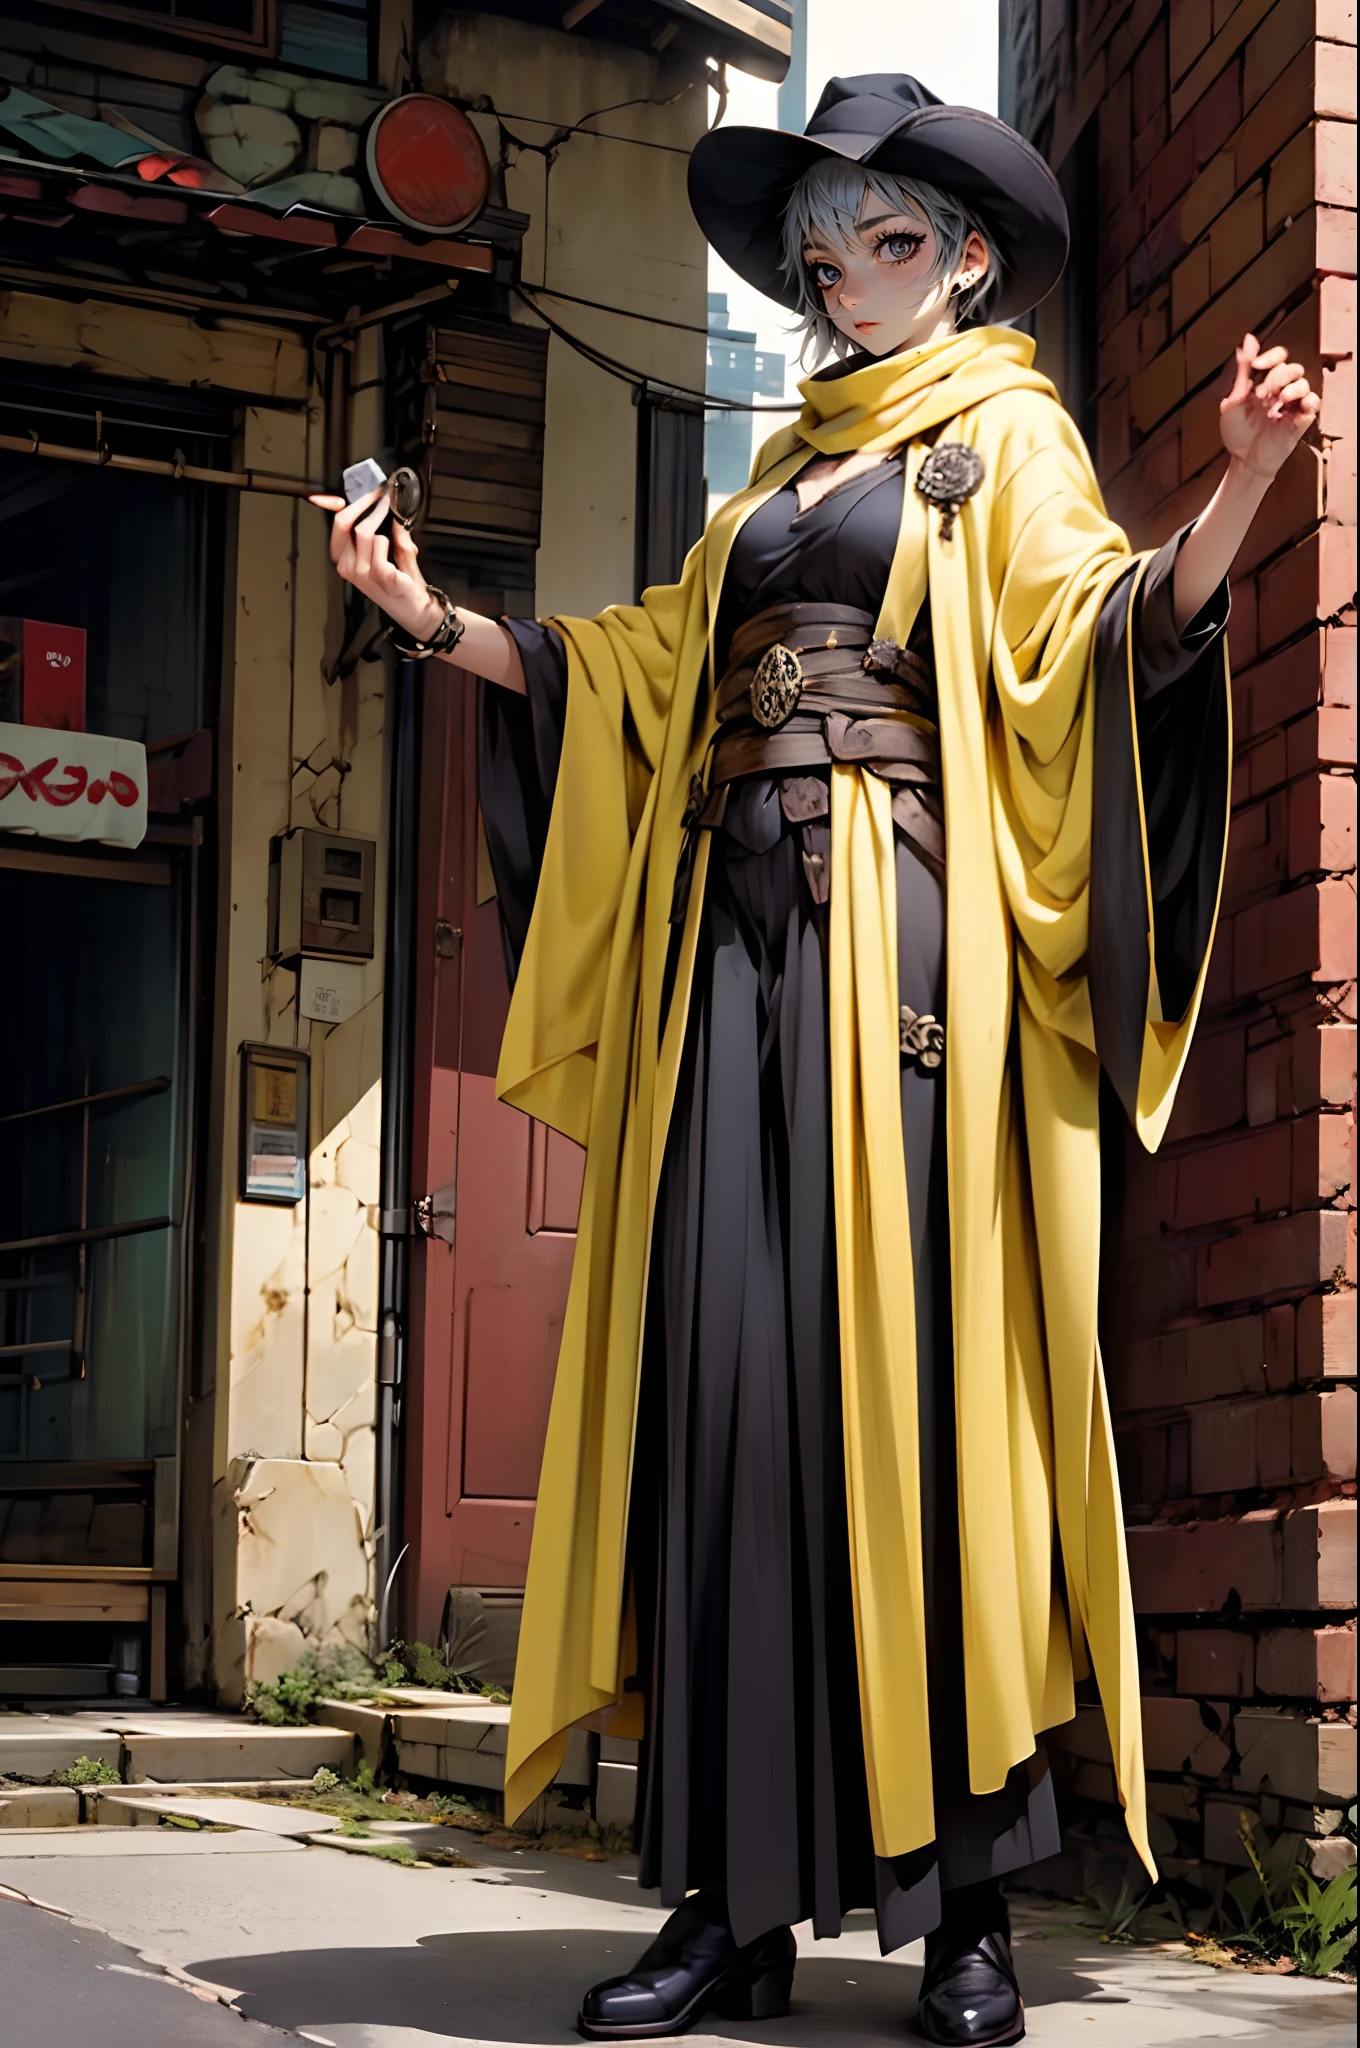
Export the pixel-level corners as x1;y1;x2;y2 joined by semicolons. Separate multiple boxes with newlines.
314;74;1318;2048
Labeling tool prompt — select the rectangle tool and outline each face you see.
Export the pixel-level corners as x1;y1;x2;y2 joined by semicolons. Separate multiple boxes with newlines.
802;198;990;357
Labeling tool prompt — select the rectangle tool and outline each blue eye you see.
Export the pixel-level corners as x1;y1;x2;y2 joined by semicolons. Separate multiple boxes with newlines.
810;260;843;291
874;232;925;264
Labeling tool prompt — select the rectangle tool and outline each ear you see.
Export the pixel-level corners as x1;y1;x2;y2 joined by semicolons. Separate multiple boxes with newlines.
956;230;991;290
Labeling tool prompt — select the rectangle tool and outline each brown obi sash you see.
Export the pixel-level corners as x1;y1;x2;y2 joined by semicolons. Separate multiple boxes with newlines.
671;603;945;918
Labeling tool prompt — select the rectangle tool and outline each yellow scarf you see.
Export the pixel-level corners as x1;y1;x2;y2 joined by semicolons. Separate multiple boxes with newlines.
497;329;1229;1878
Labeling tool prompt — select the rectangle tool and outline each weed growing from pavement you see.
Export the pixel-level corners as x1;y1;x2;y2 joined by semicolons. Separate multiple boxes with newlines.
47;1755;120;1786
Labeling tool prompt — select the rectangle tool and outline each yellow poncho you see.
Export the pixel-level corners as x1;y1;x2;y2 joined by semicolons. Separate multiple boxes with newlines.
498;327;1230;1878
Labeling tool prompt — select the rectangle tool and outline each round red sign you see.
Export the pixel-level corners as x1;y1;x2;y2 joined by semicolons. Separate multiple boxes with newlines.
365;96;491;236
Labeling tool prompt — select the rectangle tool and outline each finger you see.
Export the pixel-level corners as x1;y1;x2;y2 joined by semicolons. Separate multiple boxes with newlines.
1250;345;1288;373
1268;379;1317;419
327;489;381;567
369;531;391;579
1256;360;1305;399
1225;342;1256;405
390;524;422;576
308;494;347;511
355;496;390;539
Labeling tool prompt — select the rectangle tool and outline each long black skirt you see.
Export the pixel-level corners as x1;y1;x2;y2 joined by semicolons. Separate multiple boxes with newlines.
627;779;1059;1954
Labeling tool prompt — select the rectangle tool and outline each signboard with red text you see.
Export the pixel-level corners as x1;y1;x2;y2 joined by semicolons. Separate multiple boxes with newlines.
0;617;87;730
0;722;147;848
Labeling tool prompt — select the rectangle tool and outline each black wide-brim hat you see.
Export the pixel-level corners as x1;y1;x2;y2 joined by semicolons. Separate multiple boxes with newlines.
689;74;1068;326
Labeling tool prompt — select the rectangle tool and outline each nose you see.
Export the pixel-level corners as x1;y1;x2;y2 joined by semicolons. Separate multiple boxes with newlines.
838;284;860;309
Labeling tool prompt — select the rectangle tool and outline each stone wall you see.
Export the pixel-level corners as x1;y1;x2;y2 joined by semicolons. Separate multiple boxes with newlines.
1003;0;1356;1889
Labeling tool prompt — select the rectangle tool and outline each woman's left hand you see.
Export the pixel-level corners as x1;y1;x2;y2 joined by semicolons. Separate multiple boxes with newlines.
1220;333;1320;479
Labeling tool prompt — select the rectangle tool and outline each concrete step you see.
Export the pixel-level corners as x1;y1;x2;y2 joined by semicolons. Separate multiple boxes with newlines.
121;1724;354;1783
0;1729;121;1778
96;1791;343;1836
0;1786;81;1828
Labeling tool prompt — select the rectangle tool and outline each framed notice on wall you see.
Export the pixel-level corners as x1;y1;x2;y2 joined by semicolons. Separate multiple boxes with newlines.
239;1043;309;1204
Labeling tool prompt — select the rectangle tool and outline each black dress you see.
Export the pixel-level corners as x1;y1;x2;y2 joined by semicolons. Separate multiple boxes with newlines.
480;455;1228;1953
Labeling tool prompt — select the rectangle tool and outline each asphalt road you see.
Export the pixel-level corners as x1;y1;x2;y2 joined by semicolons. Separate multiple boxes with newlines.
0;1892;288;2048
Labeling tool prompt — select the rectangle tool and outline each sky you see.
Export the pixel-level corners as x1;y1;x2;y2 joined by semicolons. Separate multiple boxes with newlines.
709;2;1000;407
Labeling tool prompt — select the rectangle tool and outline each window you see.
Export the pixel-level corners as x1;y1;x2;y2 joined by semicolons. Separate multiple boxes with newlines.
38;0;276;57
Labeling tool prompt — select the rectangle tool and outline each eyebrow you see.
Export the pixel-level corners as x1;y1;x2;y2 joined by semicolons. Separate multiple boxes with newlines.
854;211;924;233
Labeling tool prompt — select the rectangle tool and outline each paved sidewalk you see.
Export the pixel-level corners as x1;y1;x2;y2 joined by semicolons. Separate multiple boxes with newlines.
0;1822;1353;2046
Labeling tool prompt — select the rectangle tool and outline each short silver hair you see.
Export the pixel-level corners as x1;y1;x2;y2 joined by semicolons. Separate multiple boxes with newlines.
781;158;1003;364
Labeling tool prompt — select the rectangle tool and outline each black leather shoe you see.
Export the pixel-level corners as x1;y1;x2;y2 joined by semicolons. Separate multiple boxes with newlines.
577;1892;796;2040
915;1888;1024;2047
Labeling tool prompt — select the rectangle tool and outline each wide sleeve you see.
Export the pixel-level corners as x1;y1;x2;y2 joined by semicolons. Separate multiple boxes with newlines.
983;414;1231;1151
478;618;568;985
1089;527;1231;1134
491;549;710;1146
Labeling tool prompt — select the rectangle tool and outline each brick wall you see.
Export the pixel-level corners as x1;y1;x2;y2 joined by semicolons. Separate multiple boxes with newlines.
1004;0;1356;1889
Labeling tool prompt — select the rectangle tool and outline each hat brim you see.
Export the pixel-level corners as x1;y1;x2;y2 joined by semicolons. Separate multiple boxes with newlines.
688;104;1068;326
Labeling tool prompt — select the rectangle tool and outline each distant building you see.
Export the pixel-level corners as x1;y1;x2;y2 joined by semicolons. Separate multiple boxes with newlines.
705;294;788;497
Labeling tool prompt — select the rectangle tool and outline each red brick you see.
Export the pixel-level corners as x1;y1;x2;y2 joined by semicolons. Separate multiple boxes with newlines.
1317;35;1358;119
1116;1329;1190;1411
1243;0;1315;113
1127;1509;1282;1611
1177;1125;1292;1227
1295;1289;1357;1381
1283;1499;1358;1607
1177;1627;1256;1695
1184;1311;1268;1399
1319;274;1356;356
1168;1026;1247;1139
1316;0;1356;41
1175;13;1253;140
1235;634;1326;741
1264;123;1314;240
1318;202;1357;275
1316;119;1357;209
1198;1208;1351;1305
1170;0;1214;85
1303;1024;1358;1113
1209;180;1265;298
1226;789;1289;903
1246;1039;1281;1125
1132;335;1188;431
1143;1691;1232;1773
1186;209;1330;393
1148;117;1199;227
1181;149;1238;245
1291;1107;1355;1209
1134;17;1169;132
1257;1391;1293;1482
1192;1397;1261;1489
1248;731;1290;797
1235;447;1323;581
1288;773;1356;879
1260;526;1358;651
1172;241;1214;333
1135;108;1171;179
1228;578;1261;676
1265;1299;1296;1387
1233;46;1316;189
1234;879;1357;995
1291;1383;1358;1480
1288;707;1359;779
1257;1623;1357;1703
1234;1707;1357;1801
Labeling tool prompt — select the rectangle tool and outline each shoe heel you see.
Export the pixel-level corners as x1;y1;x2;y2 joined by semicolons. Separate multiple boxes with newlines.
710;1959;794;2020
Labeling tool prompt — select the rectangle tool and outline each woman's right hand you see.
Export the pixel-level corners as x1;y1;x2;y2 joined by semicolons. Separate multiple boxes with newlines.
308;488;443;642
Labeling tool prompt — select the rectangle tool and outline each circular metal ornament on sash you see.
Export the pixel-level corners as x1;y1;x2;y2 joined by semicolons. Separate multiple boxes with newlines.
750;643;803;729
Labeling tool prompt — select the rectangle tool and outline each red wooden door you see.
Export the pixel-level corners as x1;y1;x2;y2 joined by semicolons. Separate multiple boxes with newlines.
405;666;583;1642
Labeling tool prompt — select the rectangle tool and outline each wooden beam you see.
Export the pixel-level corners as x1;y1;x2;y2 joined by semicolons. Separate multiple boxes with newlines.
562;0;607;27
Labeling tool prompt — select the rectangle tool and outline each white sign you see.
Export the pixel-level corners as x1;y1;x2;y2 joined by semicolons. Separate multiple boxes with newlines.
0;722;148;849
298;957;366;1025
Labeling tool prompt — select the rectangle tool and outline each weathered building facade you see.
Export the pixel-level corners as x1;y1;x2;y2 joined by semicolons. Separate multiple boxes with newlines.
1003;0;1356;1888
0;0;786;1705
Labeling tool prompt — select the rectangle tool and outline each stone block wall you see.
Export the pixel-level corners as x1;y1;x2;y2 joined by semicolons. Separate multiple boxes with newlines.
1004;0;1356;1887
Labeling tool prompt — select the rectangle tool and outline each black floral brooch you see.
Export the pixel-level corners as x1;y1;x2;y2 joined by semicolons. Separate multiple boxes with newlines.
916;444;985;540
